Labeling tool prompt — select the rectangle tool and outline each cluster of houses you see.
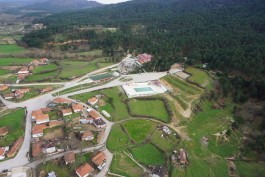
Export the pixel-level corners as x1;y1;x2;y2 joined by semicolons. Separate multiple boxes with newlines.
0;126;23;160
17;58;50;83
0;84;53;101
136;53;152;65
31;97;107;159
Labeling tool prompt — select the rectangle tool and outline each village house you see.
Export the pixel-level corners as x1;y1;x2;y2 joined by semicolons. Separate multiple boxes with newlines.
41;107;53;113
137;53;152;65
53;97;73;105
17;74;27;81
32;142;42;157
17;67;29;74
7;137;24;158
81;131;94;141
15;88;30;99
179;149;188;165
42;142;56;154
31;110;43;120
88;97;98;105
93;118;107;128
4;93;15;100
0;85;8;91
76;163;94;177
49;120;64;128
62;109;72;116
151;166;164;177
39;58;49;65
0;147;9;160
31;60;39;66
35;114;49;125
72;104;84;113
64;151;75;165
92;151;106;170
89;110;101;119
41;86;53;94
32;124;47;138
0;126;8;137
162;126;171;135
47;171;56;177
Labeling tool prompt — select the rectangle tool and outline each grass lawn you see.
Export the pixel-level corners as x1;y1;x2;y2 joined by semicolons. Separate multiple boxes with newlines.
123;119;157;143
25;71;58;82
186;67;213;90
32;64;58;74
0;69;9;76
0;44;25;53
0;108;25;146
163;75;201;95
128;99;170;122
110;152;144;177
107;125;130;151
151;129;179;153
0;57;33;66
59;58;113;79
235;161;265;177
131;143;165;166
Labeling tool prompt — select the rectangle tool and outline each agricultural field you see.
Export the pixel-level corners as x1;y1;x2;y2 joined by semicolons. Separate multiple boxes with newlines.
0;108;25;147
123;119;157;143
128;98;170;122
235;161;265;177
0;44;25;53
110;152;144;177
0;57;33;66
25;71;59;83
186;67;213;90
32;64;58;74
79;49;102;57
58;58;113;79
130;143;165;166
0;69;8;76
107;125;131;151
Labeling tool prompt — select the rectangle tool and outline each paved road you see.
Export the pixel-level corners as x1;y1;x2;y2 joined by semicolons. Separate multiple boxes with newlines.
0;57;166;176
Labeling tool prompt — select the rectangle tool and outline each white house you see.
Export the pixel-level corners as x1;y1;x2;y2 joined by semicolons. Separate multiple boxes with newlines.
81;131;94;141
42;142;56;154
17;67;29;74
62;109;72;116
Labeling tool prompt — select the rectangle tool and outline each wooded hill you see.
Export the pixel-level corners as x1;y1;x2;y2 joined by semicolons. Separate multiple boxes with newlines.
22;0;265;100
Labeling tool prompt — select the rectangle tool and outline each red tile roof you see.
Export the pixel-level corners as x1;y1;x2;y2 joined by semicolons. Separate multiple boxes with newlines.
0;85;8;91
53;97;72;104
82;131;93;140
62;109;72;115
64;151;75;164
72;104;83;111
76;163;94;177
92;152;106;166
88;97;98;104
35;114;49;123
31;110;43;118
41;86;53;93
7;137;24;158
89;110;101;119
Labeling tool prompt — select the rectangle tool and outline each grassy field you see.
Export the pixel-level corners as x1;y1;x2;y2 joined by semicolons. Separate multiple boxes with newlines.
0;69;8;76
25;71;58;82
110;152;144;177
59;58;113;79
128;99;170;122
186;67;213;90
235;161;265;177
107;125;131;151
32;64;58;74
123;119;157;143
0;57;33;66
79;49;102;56
131;143;165;166
0;108;25;146
0;44;25;53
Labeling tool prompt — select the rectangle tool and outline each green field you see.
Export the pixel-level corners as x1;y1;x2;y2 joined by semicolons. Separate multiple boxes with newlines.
0;57;33;66
123;119;157;143
32;64;58;74
59;58;113;79
186;67;213;89
0;44;25;53
131;143;165;166
0;69;9;76
107;125;131;151
128;99;170;122
79;49;102;56
110;152;144;177
25;71;58;82
0;108;25;146
235;161;265;177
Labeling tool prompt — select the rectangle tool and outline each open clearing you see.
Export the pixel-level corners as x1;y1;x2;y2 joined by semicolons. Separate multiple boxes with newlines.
0;44;25;53
0;57;33;66
107;125;131;151
128;98;170;122
130;143;165;166
0;108;25;146
186;67;213;89
123;119;157;143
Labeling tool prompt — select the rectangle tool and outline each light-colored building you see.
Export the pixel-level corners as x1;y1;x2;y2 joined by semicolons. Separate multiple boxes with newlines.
62;109;73;116
42;142;56;154
0;146;9;160
81;131;94;141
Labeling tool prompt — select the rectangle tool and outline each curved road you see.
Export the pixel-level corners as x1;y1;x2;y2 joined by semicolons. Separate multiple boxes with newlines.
0;60;167;176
